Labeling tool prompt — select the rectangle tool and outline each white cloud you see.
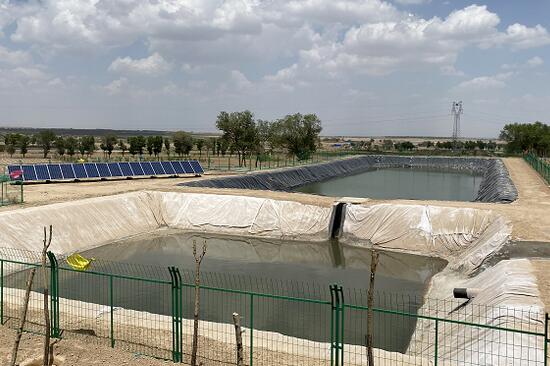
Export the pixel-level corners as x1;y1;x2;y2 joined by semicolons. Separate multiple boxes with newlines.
102;77;128;95
455;73;513;91
394;0;431;4
0;46;31;66
109;53;172;76
278;0;400;24
502;24;550;49
527;56;544;68
502;56;544;70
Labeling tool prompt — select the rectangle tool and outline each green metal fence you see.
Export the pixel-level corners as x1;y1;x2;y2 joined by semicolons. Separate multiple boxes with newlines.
0;247;548;366
525;152;550;184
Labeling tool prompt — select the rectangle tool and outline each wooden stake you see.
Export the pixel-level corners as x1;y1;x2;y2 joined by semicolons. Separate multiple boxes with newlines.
232;313;244;366
191;240;206;366
10;267;36;366
366;250;379;366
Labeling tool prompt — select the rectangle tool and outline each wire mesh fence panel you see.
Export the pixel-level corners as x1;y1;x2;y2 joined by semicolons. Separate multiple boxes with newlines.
180;285;251;366
251;294;331;366
1;260;46;336
1;248;549;366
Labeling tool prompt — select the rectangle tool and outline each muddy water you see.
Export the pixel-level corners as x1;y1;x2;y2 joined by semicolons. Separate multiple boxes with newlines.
296;167;483;201
72;230;446;351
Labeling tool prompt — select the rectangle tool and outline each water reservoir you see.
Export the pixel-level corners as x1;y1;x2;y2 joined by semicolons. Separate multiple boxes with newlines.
72;230;446;352
296;167;483;201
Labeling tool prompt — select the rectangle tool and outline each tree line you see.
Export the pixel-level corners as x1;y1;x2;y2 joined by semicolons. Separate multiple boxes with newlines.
215;111;322;167
499;121;550;156
1;110;323;164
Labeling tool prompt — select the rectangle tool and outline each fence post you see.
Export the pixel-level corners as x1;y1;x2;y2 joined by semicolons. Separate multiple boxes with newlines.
545;313;548;366
1;259;3;325
330;285;344;366
47;251;60;338
250;293;254;366
169;267;183;363
109;274;115;348
434;318;439;366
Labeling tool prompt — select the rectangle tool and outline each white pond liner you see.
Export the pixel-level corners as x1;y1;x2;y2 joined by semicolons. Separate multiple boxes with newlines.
0;191;543;365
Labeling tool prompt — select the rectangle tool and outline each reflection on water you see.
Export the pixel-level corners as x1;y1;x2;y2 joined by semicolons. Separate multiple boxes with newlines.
296;167;483;201
81;231;446;351
7;231;446;353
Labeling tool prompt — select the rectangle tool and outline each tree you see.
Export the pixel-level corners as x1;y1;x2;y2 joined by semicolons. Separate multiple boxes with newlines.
382;139;394;151
54;136;65;156
219;138;228;156
128;136;146;156
270;113;322;160
500;122;550;155
152;136;163;157
196;139;205;158
476;140;487;150
395;141;414;151
191;240;206;366
5;134;19;157
146;136;154;156
80;136;96;156
100;135;117;158
19;135;30;157
205;138;214;159
77;139;86;157
216;110;257;166
36;130;57;158
464;140;477;150
65;137;77;157
173;131;194;156
164;138;171;156
118;139;127;156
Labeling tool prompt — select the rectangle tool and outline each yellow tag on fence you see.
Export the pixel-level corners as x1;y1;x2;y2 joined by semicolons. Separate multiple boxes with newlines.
66;253;95;271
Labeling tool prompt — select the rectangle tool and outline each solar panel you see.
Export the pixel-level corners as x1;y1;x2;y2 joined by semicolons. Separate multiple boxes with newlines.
47;164;63;180
141;162;155;175
96;163;111;177
170;161;185;174
161;161;176;175
84;163;100;178
108;163;123;177
60;164;76;179
73;164;87;179
8;165;22;180
21;165;37;181
190;160;204;174
119;162;133;176
129;162;145;176
150;161;166;175
35;165;51;180
180;161;194;174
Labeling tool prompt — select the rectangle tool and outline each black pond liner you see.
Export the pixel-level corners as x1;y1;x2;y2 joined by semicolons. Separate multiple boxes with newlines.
180;155;518;203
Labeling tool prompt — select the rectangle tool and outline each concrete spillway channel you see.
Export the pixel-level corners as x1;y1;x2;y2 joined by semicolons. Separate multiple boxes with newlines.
0;190;542;364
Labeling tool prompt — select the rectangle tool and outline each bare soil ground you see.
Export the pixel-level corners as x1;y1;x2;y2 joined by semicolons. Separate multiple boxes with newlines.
0;325;171;366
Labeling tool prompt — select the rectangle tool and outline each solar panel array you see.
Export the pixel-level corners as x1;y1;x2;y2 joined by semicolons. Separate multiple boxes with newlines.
7;160;204;182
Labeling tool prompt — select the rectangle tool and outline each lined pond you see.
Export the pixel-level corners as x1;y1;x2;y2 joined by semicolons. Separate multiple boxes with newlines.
7;230;447;352
296;167;483;201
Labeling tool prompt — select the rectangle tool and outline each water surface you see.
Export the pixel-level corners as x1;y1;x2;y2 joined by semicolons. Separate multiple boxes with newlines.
296;167;483;201
79;230;446;351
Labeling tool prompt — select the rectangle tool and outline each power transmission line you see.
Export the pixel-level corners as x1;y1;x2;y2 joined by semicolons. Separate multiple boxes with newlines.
451;101;463;141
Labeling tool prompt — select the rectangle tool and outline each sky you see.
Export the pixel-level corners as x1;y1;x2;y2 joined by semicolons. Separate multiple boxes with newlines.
1;0;549;138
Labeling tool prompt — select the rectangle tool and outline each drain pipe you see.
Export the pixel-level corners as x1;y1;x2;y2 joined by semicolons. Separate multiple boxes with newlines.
453;288;480;300
329;202;347;239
